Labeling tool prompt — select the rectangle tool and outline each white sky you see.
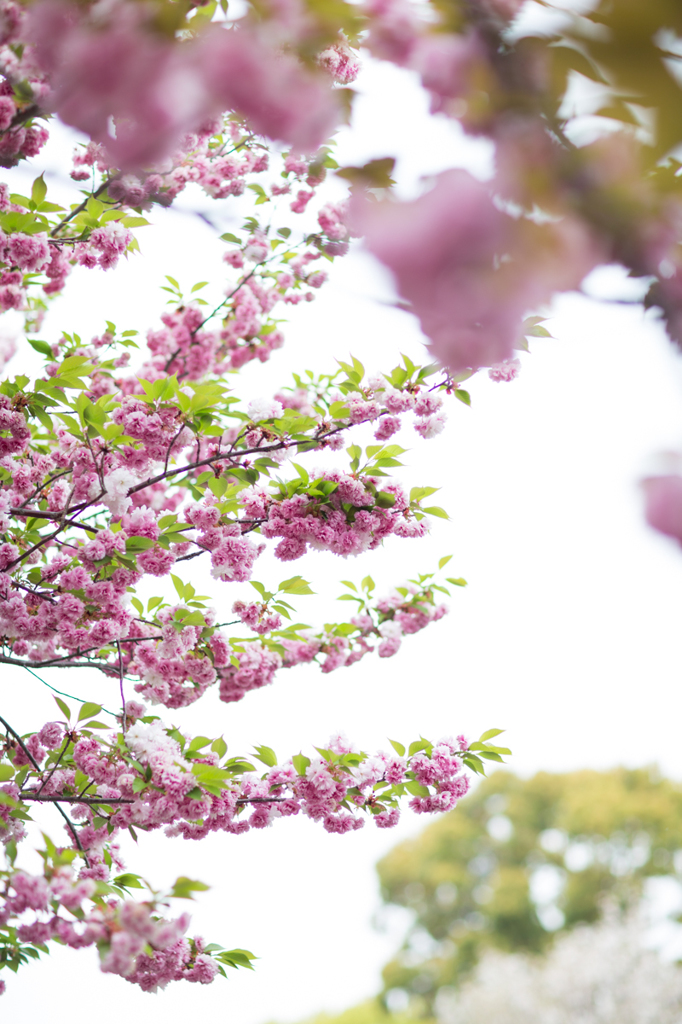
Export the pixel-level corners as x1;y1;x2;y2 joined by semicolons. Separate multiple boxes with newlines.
3;58;682;1023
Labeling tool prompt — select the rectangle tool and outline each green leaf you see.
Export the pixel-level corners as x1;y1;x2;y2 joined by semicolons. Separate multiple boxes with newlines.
463;754;486;775
292;754;311;776
216;948;257;970
329;401;350;419
78;702;102;722
211;738;228;759
389;739;405;757
121;216;150;228
278;576;314;596
170;876;210;899
0;764;15;781
180;611;206;627
31;174;47;206
188;736;212;752
125;536;156;553
114;873;145;890
254;745;278;767
454;389;471;406
191;762;232;794
479;728;504;742
375;491;396;509
423;506;449;520
337;157;396;189
28;338;53;358
438;555;453;569
406;780;429;797
446;577;467;587
54;697;71;721
408;738;430;756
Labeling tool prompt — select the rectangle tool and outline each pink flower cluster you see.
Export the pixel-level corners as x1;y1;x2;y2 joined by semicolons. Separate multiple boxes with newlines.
0;229;50;272
317;41;361;85
215;580;449;702
74;221;132;272
23;1;340;167
232;600;282;634
0;64;49;166
366;381;449;440
241;473;418;561
218;641;282;703
2;715;472;849
0;858;215;991
353;168;600;372
643;473;682;545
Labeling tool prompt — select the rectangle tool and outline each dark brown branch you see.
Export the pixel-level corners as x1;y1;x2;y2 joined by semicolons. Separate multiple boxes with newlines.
0;715;89;864
235;796;287;804
2;103;40;133
0;636;163;670
21;794;134;805
0;715;41;772
34;736;71;797
128;423;348;496
21;794;288;806
9;507;101;535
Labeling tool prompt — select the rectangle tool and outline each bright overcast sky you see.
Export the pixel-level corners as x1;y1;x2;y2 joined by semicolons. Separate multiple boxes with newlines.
3;55;682;1024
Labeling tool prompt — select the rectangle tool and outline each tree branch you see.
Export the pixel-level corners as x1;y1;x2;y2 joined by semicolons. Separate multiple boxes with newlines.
0;715;89;864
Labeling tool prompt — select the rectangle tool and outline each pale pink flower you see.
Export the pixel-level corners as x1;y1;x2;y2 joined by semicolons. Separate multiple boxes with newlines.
643;474;682;543
353;169;600;372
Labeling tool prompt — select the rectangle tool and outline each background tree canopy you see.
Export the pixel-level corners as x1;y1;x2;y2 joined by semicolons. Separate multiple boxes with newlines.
290;767;682;1023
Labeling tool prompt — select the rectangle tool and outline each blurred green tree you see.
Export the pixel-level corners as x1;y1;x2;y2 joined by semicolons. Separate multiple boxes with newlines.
278;768;682;1023
376;767;682;1016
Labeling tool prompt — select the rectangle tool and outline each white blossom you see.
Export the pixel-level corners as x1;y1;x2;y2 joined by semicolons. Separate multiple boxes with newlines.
101;466;138;517
247;397;283;422
438;911;682;1024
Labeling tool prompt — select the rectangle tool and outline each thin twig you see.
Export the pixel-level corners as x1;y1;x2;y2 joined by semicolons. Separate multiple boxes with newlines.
50;176;117;238
9;507;101;535
0;715;41;771
21;794;134;805
127;423;348;496
235;796;288;804
34;736;71;797
20;665;117;715
0;715;89;864
1;103;40;133
16;468;72;509
116;640;126;733
1;636;163;671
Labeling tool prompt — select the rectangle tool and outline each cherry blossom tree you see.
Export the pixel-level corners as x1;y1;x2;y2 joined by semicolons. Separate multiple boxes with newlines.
0;0;512;995
2;0;682;997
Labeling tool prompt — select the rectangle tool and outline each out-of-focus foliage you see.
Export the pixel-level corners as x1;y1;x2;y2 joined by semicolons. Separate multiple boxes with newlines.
267;999;434;1024
376;768;682;1015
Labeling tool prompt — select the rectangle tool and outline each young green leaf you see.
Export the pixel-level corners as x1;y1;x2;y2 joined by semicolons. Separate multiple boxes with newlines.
170;877;211;899
78;702;102;722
